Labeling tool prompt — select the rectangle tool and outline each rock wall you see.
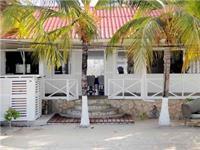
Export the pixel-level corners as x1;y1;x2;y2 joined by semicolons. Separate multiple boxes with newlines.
51;100;77;114
108;99;185;120
50;99;185;120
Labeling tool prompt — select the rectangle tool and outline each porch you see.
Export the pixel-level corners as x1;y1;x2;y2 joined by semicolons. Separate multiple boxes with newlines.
1;48;200;122
107;74;200;100
1;73;200;121
41;73;200;100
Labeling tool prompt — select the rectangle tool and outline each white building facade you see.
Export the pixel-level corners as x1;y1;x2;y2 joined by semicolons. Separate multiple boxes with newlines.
0;7;200;121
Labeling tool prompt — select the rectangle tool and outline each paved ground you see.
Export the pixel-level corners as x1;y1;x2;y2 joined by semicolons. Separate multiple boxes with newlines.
0;120;200;150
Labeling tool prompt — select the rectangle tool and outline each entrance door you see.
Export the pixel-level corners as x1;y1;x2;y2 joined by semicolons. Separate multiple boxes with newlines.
87;51;104;96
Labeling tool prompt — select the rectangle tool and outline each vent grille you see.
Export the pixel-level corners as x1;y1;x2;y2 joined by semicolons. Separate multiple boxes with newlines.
11;80;27;118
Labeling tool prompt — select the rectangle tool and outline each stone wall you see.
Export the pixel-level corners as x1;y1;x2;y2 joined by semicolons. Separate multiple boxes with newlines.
49;99;185;120
51;100;77;114
108;99;185;120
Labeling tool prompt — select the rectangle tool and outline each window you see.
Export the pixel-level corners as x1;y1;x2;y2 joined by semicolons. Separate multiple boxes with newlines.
149;51;183;73
149;51;164;73
54;51;70;74
54;63;69;74
171;51;183;73
116;52;134;74
6;51;39;74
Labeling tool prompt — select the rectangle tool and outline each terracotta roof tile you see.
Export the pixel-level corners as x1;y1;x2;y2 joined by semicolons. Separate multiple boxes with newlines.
2;7;160;40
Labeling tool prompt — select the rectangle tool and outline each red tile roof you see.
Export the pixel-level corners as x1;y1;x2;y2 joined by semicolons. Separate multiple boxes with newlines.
2;7;159;40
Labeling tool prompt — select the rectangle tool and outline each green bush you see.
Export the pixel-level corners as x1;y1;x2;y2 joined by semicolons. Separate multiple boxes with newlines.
4;108;20;127
186;98;193;102
139;112;148;120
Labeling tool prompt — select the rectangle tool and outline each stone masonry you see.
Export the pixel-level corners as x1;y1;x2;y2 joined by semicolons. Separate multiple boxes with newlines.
50;99;185;120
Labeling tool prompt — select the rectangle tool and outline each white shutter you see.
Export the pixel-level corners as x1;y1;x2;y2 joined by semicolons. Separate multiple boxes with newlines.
11;80;27;120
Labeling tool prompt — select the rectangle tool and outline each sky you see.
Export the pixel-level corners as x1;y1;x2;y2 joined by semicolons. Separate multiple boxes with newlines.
20;0;99;7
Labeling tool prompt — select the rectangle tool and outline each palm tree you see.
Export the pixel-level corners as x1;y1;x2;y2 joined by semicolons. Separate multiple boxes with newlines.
2;0;114;127
107;0;200;125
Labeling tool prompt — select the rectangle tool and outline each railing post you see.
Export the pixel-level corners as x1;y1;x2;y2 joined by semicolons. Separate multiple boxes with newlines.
43;79;46;99
76;80;78;99
108;79;110;98
66;80;69;100
182;74;184;97
122;79;125;99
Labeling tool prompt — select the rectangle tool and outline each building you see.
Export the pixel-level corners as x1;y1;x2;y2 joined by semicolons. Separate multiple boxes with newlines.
0;7;200;122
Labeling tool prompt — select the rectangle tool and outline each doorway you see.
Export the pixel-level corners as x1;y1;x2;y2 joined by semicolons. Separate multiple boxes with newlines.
87;51;105;96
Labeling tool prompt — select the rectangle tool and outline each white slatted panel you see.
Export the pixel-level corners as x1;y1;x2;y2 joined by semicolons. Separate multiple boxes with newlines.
35;79;41;118
11;80;27;120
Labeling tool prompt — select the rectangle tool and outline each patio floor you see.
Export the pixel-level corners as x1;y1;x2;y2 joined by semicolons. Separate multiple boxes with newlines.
0;120;200;150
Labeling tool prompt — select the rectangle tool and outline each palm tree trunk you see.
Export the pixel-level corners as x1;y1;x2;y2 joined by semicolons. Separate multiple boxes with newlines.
0;0;8;12
80;42;90;127
163;48;171;97
81;42;88;96
159;47;171;126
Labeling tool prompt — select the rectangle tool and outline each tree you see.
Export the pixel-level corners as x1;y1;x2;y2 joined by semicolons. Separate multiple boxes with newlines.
107;0;200;125
2;0;113;127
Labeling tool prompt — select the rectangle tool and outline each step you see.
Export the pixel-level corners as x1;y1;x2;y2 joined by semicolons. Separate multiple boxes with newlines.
63;108;120;118
75;99;109;105
59;112;125;119
74;103;111;111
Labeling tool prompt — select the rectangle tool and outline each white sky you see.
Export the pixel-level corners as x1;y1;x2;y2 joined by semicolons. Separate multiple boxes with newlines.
20;0;99;7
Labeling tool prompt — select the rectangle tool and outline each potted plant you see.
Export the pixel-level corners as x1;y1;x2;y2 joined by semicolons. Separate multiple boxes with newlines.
4;108;20;127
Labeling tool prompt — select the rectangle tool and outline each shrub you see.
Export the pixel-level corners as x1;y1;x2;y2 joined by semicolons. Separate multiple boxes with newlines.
139;112;148;120
186;98;193;102
4;108;20;127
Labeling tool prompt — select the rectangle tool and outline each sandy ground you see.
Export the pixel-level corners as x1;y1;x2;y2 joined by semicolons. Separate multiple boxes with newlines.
0;120;200;150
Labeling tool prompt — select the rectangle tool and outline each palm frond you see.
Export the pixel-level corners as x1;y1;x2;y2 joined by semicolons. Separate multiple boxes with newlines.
127;18;163;73
173;5;200;71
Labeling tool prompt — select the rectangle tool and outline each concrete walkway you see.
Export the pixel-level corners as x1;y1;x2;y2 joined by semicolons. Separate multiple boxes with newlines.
0;120;200;150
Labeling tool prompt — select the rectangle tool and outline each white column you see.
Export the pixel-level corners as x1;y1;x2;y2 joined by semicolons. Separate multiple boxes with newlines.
39;60;45;76
159;97;170;125
105;51;116;96
197;61;200;73
71;50;82;95
140;64;147;99
39;60;45;99
80;96;90;127
0;51;6;75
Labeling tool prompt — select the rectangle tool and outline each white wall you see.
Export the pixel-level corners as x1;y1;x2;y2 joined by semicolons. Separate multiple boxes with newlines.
0;77;41;121
104;51;117;95
0;79;11;121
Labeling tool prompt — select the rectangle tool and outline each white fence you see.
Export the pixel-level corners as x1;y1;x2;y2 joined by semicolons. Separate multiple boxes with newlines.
0;76;41;121
108;74;200;100
108;77;141;99
43;79;78;100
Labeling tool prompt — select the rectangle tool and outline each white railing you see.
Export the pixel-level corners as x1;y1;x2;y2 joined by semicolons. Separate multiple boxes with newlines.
43;79;78;100
146;74;163;99
108;74;200;100
108;76;141;99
